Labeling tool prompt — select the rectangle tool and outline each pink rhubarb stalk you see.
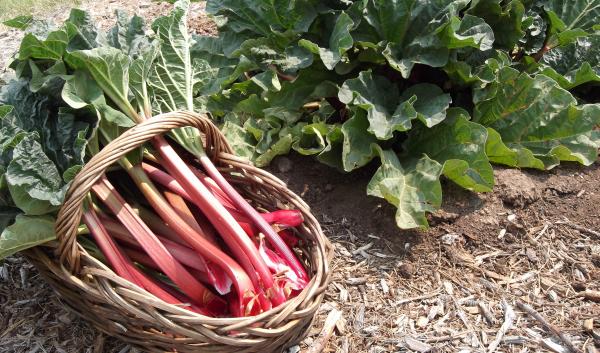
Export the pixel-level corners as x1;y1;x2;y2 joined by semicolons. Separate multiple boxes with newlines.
82;207;210;315
121;159;264;313
92;176;224;310
152;136;286;306
197;154;309;290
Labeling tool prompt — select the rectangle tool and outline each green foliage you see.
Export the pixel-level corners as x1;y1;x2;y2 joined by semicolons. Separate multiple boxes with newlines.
0;0;598;251
193;0;600;229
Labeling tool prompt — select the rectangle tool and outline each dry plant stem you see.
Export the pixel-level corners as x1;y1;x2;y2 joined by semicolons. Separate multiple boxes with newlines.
488;300;515;353
307;309;342;353
516;300;583;353
556;220;600;239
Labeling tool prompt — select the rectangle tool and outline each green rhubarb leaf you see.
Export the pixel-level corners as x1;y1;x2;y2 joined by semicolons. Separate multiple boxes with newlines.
64;9;102;51
62;70;134;128
206;0;318;37
0;79;93;176
0;214;56;259
359;0;492;78
66;47;137;119
221;119;256;160
254;133;293;167
467;0;525;49
316;124;344;170
107;10;148;54
485;127;545;169
536;33;600;89
543;0;600;33
250;70;281;92
292;122;329;155
341;109;378;172
339;72;451;139
339;71;403;140
231;37;314;72
439;15;495;51
444;50;510;87
404;109;494;192
19;29;69;61
474;67;600;169
191;36;255;95
399;83;452;128
6;137;64;215
299;12;354;70
367;148;443;229
3;15;33;30
150;0;209;112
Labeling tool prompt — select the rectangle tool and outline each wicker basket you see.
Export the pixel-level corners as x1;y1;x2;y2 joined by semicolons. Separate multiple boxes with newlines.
22;111;333;353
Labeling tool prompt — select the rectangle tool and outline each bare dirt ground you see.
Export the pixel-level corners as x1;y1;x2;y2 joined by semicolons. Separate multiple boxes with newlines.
1;1;599;353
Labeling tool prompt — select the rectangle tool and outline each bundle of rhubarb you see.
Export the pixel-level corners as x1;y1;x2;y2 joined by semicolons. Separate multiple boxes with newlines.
0;0;309;317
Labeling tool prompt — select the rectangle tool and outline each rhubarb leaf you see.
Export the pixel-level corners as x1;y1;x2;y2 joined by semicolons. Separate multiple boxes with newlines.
341;109;378;172
467;0;525;49
3;15;33;30
404;110;494;192
299;12;354;70
339;71;451;140
536;33;600;89
474;67;600;169
367;148;443;229
0;215;56;259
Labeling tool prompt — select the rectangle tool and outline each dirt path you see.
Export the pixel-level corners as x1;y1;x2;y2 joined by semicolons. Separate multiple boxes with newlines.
1;1;599;352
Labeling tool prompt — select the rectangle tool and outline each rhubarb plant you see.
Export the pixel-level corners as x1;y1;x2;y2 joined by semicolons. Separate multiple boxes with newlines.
190;0;600;229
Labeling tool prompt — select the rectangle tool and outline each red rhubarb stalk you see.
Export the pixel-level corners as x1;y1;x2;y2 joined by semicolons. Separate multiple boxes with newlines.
197;154;309;289
152;136;286;306
143;162;303;228
92;176;224;309
163;190;218;244
121;158;264;312
82;207;210;315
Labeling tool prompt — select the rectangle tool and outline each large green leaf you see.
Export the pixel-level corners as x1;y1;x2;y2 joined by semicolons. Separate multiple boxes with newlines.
107;10;148;55
474;67;600;169
6;138;64;215
404;110;494;192
367;148;443;229
339;71;451;139
206;0;318;36
3;15;33;30
18;29;69;61
543;0;600;33
66;47;137;118
357;0;494;77
0;215;56;259
341;109;378;172
62;70;134;128
536;33;600;89
299;12;354;70
467;0;525;49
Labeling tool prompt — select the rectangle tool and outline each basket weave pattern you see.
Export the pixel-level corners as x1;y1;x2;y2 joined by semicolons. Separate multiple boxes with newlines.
23;112;332;353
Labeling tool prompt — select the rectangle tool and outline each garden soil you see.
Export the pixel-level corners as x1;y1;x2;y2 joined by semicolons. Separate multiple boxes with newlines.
1;1;599;352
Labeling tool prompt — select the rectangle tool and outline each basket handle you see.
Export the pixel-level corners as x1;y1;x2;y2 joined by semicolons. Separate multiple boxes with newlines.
55;111;232;272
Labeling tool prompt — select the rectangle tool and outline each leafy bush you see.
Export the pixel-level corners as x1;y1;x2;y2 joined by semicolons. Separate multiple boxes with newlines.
192;0;600;228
